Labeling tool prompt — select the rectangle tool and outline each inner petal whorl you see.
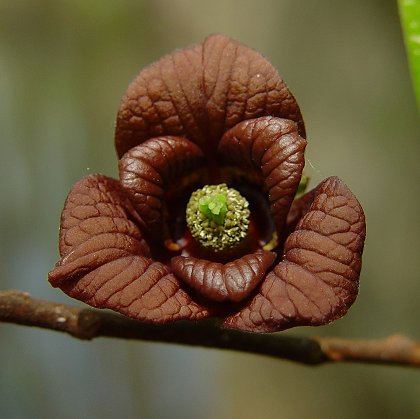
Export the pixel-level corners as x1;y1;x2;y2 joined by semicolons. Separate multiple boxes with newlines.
171;250;276;303
218;116;307;238
119;136;206;241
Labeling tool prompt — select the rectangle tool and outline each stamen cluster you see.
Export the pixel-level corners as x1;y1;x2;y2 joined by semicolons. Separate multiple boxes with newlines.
186;184;250;252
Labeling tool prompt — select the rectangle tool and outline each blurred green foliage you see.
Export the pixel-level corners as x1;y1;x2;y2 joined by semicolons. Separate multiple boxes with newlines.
399;0;420;110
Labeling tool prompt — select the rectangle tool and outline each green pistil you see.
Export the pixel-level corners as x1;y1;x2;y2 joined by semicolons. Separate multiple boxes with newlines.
186;184;250;252
199;193;227;225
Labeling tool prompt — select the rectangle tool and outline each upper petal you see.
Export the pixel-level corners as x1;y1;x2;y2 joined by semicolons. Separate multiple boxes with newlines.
115;34;305;157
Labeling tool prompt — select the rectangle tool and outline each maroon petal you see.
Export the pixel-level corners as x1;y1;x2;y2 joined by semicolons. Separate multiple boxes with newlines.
282;187;318;242
218;116;307;235
48;174;210;323
115;34;304;157
119;136;205;237
171;251;276;303
223;177;366;332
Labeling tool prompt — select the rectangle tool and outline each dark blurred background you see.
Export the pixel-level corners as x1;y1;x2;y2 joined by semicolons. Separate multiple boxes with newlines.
1;1;419;418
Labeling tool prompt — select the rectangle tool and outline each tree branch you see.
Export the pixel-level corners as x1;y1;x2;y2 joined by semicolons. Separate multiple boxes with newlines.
1;290;419;367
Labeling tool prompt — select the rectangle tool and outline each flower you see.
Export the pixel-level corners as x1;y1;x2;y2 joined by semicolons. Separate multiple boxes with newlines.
48;34;366;333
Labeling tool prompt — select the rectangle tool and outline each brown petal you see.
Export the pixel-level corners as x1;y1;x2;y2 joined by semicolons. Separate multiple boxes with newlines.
119;136;205;237
286;188;317;231
218;116;307;235
223;177;366;332
48;174;210;323
171;251;276;303
115;34;305;158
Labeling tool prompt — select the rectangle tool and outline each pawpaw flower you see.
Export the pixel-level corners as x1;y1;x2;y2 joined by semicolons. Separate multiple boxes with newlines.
48;35;366;333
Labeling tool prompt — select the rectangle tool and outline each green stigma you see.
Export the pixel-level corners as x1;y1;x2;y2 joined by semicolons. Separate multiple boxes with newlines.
199;193;227;225
186;184;250;252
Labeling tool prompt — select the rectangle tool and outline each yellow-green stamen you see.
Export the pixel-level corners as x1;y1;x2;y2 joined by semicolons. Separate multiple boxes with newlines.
186;184;250;252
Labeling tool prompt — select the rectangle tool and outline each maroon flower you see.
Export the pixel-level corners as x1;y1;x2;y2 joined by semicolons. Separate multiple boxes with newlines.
48;34;366;333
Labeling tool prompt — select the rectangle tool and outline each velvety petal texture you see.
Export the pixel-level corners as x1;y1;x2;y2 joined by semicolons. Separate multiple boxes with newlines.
218;116;306;234
49;174;210;323
49;34;366;333
223;177;366;332
119;136;205;237
171;251;276;303
115;34;305;157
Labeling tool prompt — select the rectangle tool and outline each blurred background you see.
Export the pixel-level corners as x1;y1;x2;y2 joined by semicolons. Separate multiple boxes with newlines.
1;0;419;418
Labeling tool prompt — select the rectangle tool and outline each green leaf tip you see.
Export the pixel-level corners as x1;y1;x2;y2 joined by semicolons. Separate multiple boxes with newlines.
186;184;250;251
295;174;309;198
398;0;420;111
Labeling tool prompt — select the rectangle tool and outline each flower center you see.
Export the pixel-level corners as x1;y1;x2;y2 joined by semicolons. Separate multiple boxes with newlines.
186;184;250;252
